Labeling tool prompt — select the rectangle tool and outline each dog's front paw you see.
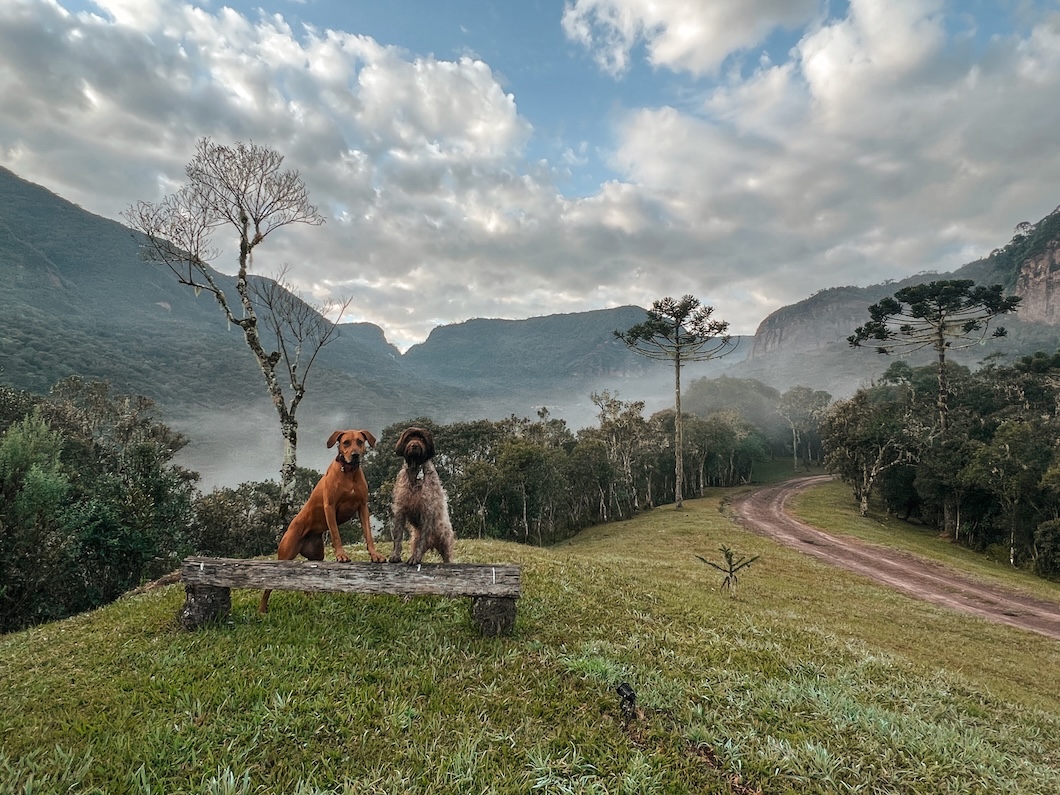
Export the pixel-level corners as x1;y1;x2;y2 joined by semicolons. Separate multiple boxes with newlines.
406;555;423;566
369;552;386;563
388;553;403;564
335;549;351;563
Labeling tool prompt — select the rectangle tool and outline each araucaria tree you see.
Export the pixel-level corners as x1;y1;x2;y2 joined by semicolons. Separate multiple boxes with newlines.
848;279;1020;534
616;295;737;509
848;279;1021;432
124;138;328;514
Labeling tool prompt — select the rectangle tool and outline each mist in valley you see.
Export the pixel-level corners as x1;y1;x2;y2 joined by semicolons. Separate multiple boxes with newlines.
168;351;808;493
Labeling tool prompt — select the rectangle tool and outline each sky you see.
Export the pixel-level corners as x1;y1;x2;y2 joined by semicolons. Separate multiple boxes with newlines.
2;0;1060;351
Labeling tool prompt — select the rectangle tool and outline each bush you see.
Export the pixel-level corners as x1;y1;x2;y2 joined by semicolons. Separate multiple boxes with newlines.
0;383;195;633
188;468;319;559
190;481;284;558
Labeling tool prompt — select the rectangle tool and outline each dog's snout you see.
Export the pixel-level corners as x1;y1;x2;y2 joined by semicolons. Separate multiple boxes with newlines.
340;441;364;465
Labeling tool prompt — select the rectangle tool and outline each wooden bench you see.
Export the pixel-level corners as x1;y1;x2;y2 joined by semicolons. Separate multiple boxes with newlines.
178;557;521;636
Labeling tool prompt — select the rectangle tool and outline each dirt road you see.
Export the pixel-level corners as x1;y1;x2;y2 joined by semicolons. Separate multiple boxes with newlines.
730;475;1060;641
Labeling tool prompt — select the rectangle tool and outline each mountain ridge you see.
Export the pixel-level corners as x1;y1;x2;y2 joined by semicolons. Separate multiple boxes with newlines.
3;165;1058;485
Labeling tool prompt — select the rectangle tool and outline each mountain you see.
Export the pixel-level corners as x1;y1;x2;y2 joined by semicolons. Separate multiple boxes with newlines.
401;308;751;417
0;167;732;484
0;165;422;409
4;165;1057;485
734;207;1060;397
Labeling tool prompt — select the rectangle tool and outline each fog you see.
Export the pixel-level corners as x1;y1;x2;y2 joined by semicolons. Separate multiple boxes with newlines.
168;359;744;493
168;401;374;490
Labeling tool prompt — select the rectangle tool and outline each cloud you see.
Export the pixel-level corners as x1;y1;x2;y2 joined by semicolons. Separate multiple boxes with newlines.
2;1;1060;353
561;0;819;76
581;0;1060;324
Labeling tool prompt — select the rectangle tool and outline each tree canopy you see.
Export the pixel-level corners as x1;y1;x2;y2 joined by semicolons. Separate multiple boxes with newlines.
848;279;1020;359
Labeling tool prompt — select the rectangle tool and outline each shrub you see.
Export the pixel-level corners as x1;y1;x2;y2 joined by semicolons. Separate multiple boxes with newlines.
0;383;196;632
188;468;319;559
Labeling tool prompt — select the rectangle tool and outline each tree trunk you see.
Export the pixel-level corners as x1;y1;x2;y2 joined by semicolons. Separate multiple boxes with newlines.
522;485;529;543
279;419;298;521
857;466;871;516
935;326;949;433
674;348;683;509
233;218;298;508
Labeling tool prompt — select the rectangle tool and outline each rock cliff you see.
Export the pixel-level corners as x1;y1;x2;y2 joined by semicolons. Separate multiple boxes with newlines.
751;286;877;358
749;205;1060;360
1014;239;1060;325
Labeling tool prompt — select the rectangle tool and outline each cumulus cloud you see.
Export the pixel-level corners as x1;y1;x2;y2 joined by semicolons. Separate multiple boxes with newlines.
561;0;819;75
578;0;1060;320
2;0;1060;350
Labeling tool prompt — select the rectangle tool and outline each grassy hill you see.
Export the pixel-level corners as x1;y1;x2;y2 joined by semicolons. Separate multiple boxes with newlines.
2;476;1060;794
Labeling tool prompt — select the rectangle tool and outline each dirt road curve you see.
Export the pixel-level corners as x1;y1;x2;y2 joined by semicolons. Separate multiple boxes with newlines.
731;475;1060;641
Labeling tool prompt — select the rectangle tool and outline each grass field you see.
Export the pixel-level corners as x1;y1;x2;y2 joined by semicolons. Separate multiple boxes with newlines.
2;472;1060;794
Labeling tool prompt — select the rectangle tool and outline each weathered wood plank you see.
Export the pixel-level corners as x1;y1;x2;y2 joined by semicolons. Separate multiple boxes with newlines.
181;557;521;599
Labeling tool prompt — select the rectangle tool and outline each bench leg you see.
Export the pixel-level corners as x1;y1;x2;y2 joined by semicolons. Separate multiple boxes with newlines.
179;583;232;630
471;596;516;636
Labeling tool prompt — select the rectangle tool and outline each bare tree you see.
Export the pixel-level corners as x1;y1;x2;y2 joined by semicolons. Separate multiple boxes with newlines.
252;267;352;501
124;138;332;512
615;295;737;509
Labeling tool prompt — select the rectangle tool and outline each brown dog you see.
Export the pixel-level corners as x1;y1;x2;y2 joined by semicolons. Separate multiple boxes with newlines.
259;429;382;613
390;426;455;565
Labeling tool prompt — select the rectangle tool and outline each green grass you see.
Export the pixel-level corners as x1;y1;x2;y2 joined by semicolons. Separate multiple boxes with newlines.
3;479;1060;794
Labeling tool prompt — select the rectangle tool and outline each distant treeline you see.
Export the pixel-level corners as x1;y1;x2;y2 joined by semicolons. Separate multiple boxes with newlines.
0;375;817;633
364;391;772;548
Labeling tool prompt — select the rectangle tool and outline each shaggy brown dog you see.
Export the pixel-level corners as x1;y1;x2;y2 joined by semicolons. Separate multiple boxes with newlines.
390;426;455;565
259;429;381;613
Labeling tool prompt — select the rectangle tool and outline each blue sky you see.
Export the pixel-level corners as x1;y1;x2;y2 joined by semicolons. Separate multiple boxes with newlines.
3;0;1060;349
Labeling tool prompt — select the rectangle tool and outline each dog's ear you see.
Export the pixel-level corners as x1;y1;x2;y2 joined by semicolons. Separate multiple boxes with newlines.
393;427;410;456
327;431;344;449
422;428;435;459
361;430;377;448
